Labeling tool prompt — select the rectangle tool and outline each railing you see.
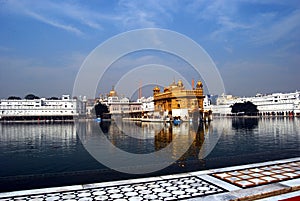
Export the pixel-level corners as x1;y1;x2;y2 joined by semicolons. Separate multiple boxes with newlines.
154;90;204;101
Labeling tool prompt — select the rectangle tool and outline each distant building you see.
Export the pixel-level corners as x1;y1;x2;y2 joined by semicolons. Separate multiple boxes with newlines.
99;86;142;118
0;95;86;121
153;80;207;120
212;94;240;116
137;96;154;113
203;95;212;112
210;91;300;116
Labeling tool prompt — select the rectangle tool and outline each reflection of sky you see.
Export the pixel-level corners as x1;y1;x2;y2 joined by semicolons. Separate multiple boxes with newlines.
209;117;300;160
1;1;300;98
0;123;82;177
0;117;299;180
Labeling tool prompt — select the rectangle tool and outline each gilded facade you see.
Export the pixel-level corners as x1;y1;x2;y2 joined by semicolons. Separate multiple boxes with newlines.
153;80;205;116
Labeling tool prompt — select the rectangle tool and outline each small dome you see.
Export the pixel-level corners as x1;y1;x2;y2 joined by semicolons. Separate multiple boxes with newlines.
153;86;160;95
153;86;160;91
196;81;203;88
109;86;117;97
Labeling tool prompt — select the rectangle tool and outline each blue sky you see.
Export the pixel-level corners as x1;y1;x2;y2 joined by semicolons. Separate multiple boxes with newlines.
0;0;299;98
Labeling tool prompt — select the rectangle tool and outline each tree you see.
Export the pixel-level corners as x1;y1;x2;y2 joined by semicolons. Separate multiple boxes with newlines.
231;101;258;116
94;102;109;118
7;96;21;100
24;94;40;100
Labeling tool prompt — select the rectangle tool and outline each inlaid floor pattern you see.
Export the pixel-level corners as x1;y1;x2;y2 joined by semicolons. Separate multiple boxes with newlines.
212;161;300;188
0;176;226;201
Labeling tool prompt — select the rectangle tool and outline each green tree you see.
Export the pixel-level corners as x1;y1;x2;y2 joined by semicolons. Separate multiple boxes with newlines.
24;94;40;100
7;96;21;100
94;102;109;118
231;101;258;116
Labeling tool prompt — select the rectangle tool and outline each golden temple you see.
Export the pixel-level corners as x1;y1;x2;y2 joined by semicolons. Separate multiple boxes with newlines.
153;79;206;119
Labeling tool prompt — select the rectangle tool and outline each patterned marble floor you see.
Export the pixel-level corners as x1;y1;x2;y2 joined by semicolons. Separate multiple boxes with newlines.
212;160;300;188
1;158;300;201
0;176;226;201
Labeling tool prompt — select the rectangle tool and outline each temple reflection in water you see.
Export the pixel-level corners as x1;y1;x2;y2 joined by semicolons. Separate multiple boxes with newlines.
97;120;210;165
154;122;206;161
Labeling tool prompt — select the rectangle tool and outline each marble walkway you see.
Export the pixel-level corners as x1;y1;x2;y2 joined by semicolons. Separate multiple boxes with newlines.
0;157;299;201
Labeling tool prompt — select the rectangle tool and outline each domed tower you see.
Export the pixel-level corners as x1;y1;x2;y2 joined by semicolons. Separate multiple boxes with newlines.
195;80;204;111
109;86;117;97
196;80;203;89
153;86;160;95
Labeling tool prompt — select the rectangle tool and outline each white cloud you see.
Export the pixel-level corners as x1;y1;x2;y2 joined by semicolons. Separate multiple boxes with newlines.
186;1;251;41
116;0;178;29
5;0;180;35
25;10;83;36
0;46;13;52
4;0;121;36
251;10;300;45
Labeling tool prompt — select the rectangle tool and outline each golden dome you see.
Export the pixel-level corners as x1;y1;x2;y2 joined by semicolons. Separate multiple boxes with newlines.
196;80;203;89
153;86;160;93
153;86;160;91
109;86;117;97
153;86;160;95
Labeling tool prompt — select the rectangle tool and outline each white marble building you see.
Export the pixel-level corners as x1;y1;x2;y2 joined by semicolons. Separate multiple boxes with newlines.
0;95;86;120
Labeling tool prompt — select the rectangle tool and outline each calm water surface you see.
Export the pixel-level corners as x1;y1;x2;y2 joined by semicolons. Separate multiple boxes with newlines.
0;117;299;191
